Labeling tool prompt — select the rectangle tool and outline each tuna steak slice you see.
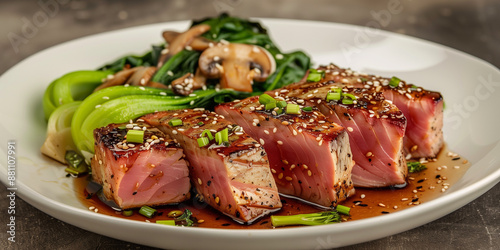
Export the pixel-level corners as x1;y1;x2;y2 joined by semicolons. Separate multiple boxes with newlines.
215;97;355;208
314;64;444;158
279;81;408;188
141;109;282;224
91;122;191;209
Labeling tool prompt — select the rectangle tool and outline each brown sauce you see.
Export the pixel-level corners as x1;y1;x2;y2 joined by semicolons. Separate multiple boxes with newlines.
75;144;470;229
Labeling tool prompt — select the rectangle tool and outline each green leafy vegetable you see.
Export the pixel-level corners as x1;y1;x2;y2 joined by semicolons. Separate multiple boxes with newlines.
407;161;427;173
175;209;194;227
43;70;112;119
271;211;341;227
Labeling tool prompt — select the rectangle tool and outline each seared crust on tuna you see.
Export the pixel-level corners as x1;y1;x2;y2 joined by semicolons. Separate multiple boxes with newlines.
216;96;355;208
277;80;408;188
91;122;191;209
312;64;444;158
141;109;282;224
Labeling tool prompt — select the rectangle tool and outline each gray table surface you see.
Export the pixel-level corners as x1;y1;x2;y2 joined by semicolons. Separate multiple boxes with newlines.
1;0;499;249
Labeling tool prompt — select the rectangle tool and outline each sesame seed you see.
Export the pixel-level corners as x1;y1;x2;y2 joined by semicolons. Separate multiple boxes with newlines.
271;169;276;174
278;173;283;179
215;196;220;204
273;127;277;133
89;206;95;210
378;203;386;207
172;130;178;135
347;127;353;132
290;164;296;170
307;170;312;176
360;194;366;199
259;138;265;145
285;176;293;181
282;160;289;165
198;178;202;185
264;130;269;135
366;152;373;157
277;140;283;145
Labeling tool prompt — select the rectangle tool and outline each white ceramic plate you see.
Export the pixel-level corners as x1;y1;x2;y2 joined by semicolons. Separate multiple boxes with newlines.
1;19;499;249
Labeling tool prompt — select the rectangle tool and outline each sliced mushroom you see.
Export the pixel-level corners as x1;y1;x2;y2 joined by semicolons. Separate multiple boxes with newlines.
94;66;168;92
198;43;276;92
171;68;207;96
158;24;212;67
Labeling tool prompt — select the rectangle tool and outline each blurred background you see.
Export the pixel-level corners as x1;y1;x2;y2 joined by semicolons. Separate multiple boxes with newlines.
1;0;499;249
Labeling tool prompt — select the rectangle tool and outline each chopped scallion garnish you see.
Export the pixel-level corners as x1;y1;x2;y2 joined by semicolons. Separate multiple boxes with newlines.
307;73;322;82
342;93;357;100
265;101;277;110
326;92;341;101
302;106;313;112
342;98;354;105
198;122;204;126
122;210;133;217
156;220;176;226
197;137;210;147
306;68;325;82
336;204;350;215
126;130;145;144
275;108;284;115
389;76;401;87
277;100;287;108
286;103;301;114
259;94;275;104
215;128;229;145
201;129;213;140
139;206;157;218
168;118;183;127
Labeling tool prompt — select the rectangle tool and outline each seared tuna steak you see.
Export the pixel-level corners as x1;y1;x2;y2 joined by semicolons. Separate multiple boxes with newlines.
280;81;408;188
313;64;444;158
91;122;191;209
141;109;282;223
216;96;355;208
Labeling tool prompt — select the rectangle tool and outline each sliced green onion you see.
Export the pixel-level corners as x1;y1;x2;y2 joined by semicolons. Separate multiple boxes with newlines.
65;150;85;169
215;128;229;145
201;129;214;140
122;210;133;217
139;206;157;218
168;118;183;127
342;98;354;105
275;108;284;115
277;100;287;108
307;73;322;82
259;94;275;104
286;103;301;114
265;101;277;110
156;220;176;226
197;137;210;147
360;77;368;82
389;76;401;87
198;122;204;126
336;205;351;215
342;93;357;100
302;106;313;112
326;92;341;101
126;130;145;144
